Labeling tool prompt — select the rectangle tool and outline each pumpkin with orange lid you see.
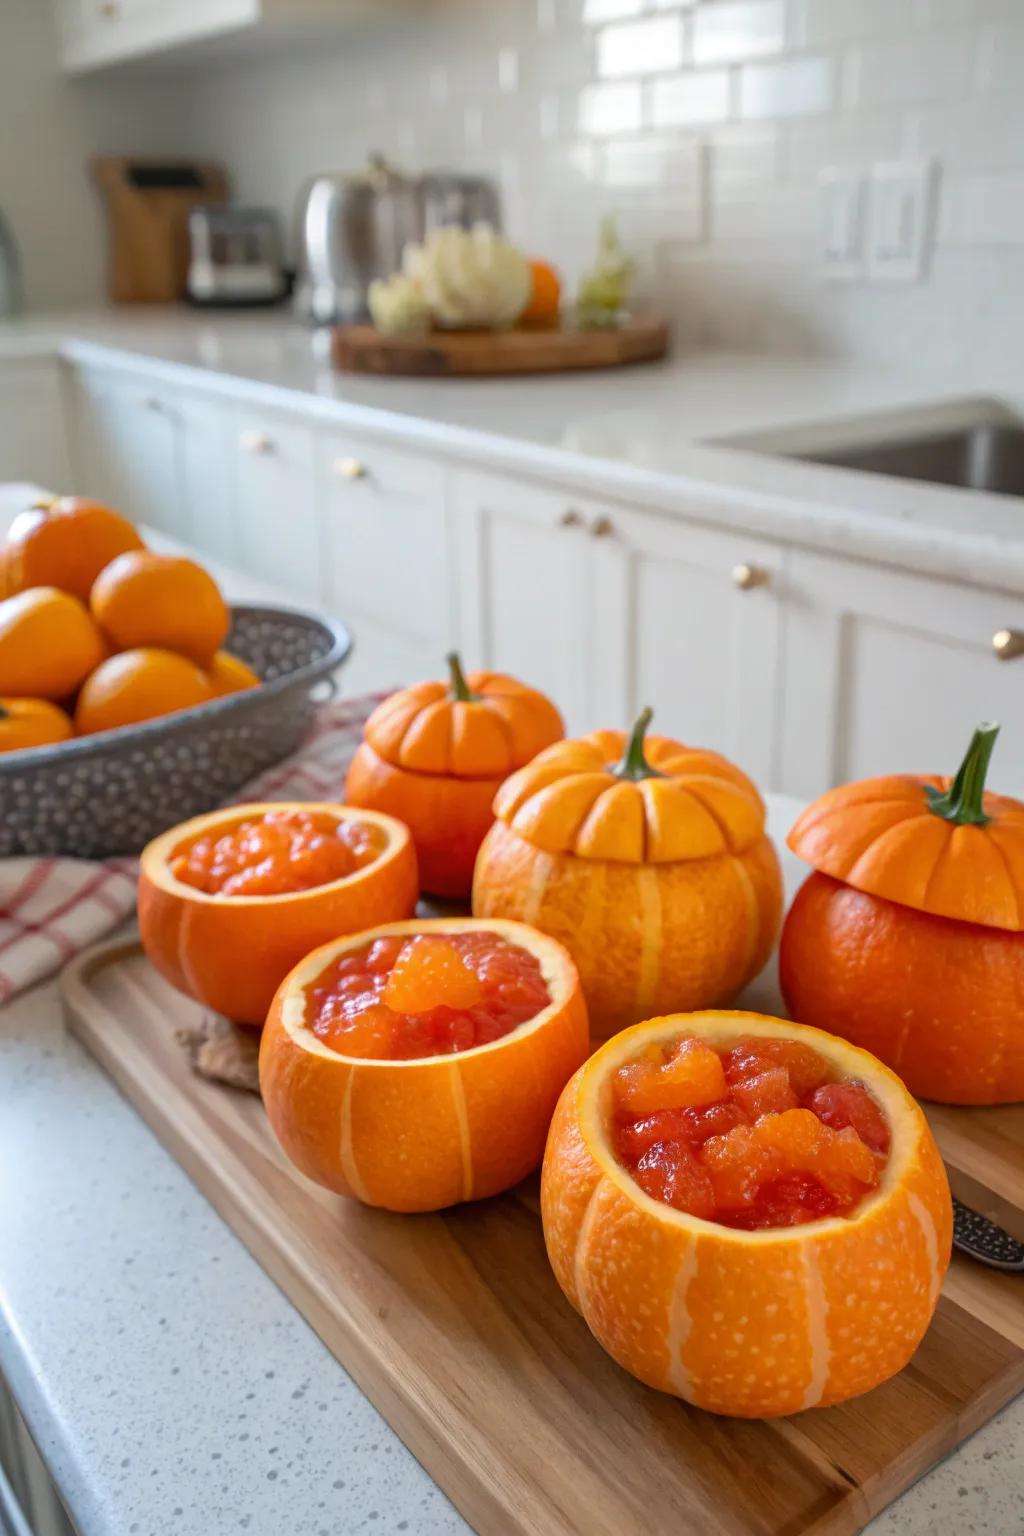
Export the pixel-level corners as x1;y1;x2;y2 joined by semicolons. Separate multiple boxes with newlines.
542;1009;951;1418
781;722;1024;1104
473;708;783;1038
345;653;564;899
260;917;588;1212
138;803;418;1027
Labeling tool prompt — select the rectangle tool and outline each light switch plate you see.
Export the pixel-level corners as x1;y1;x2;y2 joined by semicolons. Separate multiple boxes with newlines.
817;167;865;281
866;159;938;283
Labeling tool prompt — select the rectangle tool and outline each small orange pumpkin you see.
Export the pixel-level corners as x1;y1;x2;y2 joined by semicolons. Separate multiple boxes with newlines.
344;653;564;899
0;697;74;753
473;708;783;1038
781;722;1024;1104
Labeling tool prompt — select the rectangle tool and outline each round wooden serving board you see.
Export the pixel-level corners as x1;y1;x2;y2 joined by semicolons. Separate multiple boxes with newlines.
330;314;669;377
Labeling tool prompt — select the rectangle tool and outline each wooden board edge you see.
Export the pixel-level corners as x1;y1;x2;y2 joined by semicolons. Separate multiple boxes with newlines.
330;317;670;377
60;941;541;1536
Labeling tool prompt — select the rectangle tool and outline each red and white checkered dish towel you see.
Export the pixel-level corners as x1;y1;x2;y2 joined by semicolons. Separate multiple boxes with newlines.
0;693;386;1005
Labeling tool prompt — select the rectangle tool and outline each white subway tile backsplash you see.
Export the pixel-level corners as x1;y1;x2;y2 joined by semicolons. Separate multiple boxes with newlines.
601;136;705;189
650;69;731;127
939;173;1024;245
740;56;832;119
693;1;786;65
798;0;920;48
847;32;974;107
596;16;684;78
578;79;643;135
785;111;906;178
708;124;779;185
581;0;644;24
908;96;1024;171
975;23;1024;94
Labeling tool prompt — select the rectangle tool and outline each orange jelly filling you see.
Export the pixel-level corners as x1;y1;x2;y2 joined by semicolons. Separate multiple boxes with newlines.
612;1035;890;1230
306;931;551;1060
170;809;382;897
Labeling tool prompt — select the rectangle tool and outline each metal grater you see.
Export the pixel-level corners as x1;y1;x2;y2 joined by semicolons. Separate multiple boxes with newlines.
952;1198;1024;1271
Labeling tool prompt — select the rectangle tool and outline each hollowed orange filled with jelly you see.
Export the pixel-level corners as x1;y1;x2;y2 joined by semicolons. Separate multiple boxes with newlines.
260;919;589;1211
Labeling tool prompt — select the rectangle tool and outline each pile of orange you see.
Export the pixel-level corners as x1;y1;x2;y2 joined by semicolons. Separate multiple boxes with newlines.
0;495;260;751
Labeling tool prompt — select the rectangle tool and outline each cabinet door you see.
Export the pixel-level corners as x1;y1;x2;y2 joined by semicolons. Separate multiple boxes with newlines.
178;391;237;565
590;506;784;785
0;362;71;488
319;433;452;672
72;370;183;534
454;470;592;734
780;550;1024;798
230;408;322;603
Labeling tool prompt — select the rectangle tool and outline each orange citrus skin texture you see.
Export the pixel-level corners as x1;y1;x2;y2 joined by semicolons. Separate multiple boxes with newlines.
541;1011;952;1419
138;804;419;1027
0;697;74;753
260;918;589;1212
75;648;215;734
91;550;230;665
0;587;106;699
781;872;1024;1105
3;497;145;602
474;821;782;1038
206;650;260;697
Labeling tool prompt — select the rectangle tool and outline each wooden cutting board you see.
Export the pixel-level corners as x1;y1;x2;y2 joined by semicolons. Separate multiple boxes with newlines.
330;315;669;376
63;942;1024;1536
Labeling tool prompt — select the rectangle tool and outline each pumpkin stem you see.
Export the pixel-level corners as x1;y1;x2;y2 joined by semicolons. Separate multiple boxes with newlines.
0;705;8;721
446;651;478;703
925;722;999;826
612;707;665;781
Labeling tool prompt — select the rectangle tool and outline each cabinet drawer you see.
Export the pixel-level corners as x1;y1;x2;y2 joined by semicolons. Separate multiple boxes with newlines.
231;409;322;603
319;434;449;643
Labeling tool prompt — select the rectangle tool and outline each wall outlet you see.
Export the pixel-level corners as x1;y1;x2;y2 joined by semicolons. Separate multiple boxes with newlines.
866;160;938;283
817;168;865;281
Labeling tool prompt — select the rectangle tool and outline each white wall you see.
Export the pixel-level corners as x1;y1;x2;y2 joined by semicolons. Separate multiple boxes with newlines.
6;0;1024;373
0;0;187;309
169;0;1024;371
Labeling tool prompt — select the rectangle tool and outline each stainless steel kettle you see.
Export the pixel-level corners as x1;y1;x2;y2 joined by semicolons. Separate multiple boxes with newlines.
294;155;500;326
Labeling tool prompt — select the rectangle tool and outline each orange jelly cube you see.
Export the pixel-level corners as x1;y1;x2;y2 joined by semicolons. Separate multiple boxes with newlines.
383;935;484;1014
615;1037;727;1115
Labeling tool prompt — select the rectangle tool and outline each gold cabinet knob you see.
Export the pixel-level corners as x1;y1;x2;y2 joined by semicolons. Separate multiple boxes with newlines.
590;516;614;538
732;562;770;591
99;0;119;15
333;457;368;480
559;509;583;528
239;430;273;456
992;628;1024;661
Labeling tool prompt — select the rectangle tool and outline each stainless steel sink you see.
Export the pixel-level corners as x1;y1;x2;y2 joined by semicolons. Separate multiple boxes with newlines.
798;423;1024;497
719;397;1024;499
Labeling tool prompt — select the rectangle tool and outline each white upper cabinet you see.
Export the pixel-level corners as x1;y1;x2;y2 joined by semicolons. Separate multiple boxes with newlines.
779;549;1024;799
52;0;410;74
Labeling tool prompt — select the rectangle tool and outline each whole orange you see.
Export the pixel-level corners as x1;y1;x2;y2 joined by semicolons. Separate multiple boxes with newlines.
207;650;260;696
91;551;229;665
0;697;74;753
521;260;561;327
0;587;106;699
75;648;215;735
3;497;145;602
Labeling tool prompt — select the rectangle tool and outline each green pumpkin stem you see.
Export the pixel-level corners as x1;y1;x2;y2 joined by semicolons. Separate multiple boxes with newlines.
446;651;478;703
612;706;665;781
925;722;999;826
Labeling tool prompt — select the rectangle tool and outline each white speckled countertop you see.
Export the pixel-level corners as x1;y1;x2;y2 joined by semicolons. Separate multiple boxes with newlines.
3;308;1024;592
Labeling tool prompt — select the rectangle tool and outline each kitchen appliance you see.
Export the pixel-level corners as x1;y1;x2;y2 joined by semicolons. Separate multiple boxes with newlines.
187;206;288;307
91;157;229;303
294;155;501;325
0;209;23;317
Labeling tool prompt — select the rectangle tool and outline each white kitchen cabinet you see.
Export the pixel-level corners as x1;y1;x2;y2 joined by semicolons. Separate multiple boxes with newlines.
229;406;322;604
53;0;411;74
779;549;1024;798
0;359;72;490
177;392;237;566
454;470;594;734
71;367;183;535
318;432;454;692
588;505;784;785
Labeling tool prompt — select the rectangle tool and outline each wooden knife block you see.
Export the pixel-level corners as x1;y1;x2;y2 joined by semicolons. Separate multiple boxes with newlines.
91;157;229;304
